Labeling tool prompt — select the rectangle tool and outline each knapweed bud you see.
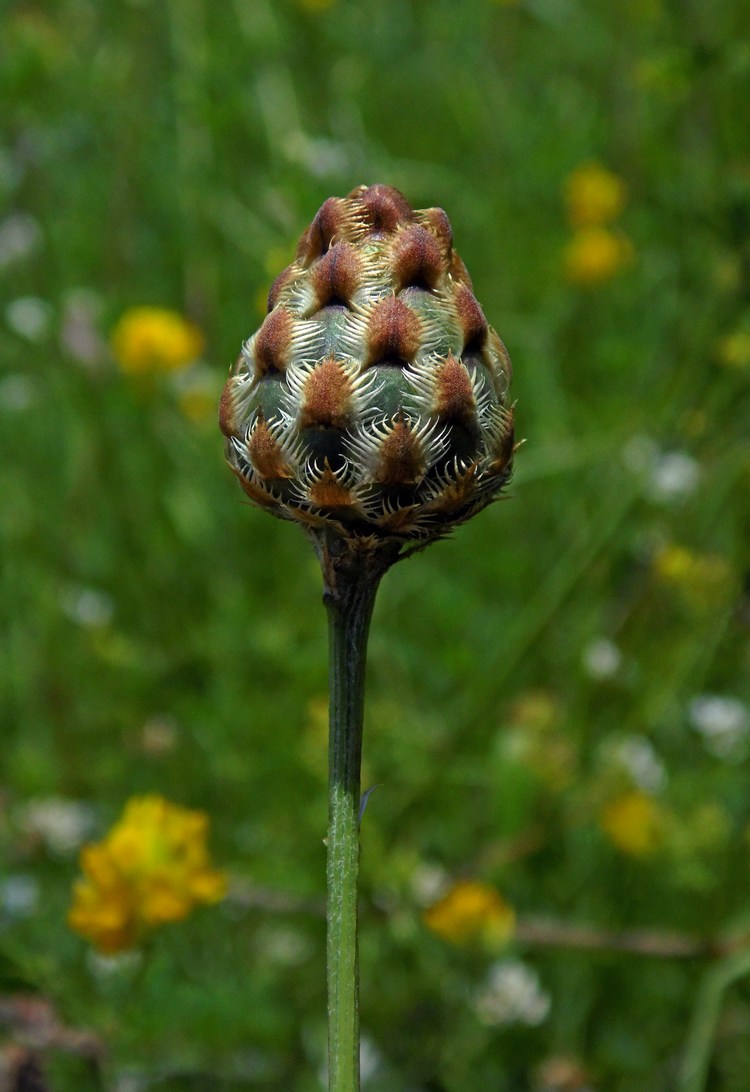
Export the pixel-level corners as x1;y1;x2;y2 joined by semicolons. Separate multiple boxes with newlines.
220;185;515;549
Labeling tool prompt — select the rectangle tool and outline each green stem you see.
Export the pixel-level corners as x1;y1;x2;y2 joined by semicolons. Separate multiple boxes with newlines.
318;536;399;1092
680;947;750;1092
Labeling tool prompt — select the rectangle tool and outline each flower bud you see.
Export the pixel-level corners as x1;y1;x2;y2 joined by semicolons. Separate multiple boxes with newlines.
220;185;515;548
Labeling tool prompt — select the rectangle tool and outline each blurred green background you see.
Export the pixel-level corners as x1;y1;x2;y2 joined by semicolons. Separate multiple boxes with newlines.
2;0;750;1088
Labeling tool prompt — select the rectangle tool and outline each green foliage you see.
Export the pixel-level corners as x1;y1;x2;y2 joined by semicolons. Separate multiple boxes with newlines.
1;0;750;1088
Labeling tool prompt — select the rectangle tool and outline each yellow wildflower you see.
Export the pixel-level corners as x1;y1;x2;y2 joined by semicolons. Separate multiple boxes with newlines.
716;330;750;370
653;544;695;584
68;795;226;954
652;544;734;610
564;163;628;228
423;880;515;948
632;55;690;102
564;227;634;286
501;690;575;790
506;690;561;734
111;307;204;376
599;790;663;857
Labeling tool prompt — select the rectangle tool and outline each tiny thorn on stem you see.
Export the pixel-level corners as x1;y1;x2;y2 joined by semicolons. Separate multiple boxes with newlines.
358;784;382;824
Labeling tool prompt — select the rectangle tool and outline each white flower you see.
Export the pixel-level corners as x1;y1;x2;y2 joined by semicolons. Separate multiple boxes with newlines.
257;924;313;967
609;735;667;793
60;585;115;628
359;1034;383;1085
621;437;701;506
0;875;39;919
410;861;450;906
112;1074;149;1092
473;960;551;1027
0;212;41;269
112;1076;148;1092
582;637;621;680
87;950;143;980
60;288;106;366
688;695;750;760
19;797;97;856
140;715;179;756
5;296;52;342
647;451;701;505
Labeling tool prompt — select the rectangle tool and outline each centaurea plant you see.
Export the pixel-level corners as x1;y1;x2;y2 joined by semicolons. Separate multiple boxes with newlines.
220;184;516;1090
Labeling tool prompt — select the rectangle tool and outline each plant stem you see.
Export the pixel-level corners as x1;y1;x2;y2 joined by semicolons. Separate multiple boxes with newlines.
318;536;399;1092
680;947;750;1092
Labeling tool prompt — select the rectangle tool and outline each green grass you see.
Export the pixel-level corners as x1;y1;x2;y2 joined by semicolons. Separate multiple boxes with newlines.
2;0;750;1088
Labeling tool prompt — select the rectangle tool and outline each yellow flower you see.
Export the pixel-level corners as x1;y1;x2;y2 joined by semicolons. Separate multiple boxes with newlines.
716;330;750;370
506;690;561;734
652;544;695;584
68;795;226;954
564;227;634;286
632;55;690;102
501;690;575;790
652;544;734;610
111;307;204;376
599;791;663;857
423;880;515;948
564;163;628;228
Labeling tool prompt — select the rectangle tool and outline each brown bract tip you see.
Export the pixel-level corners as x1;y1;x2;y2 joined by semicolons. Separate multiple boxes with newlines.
374;503;423;535
267;265;297;311
417;207;453;254
433;354;477;427
454;283;488;352
254;307;294;374
392;225;445;290
448;250;473;289
311;242;361;308
248;417;293;479
487;328;513;385
299;356;355;430
426;463;479;513
366;296;422;366
308;462;358;509
357;184;414;235
488;408;516;475
232;465;280;510
304;196;349;262
218;378;239;437
375;419;427;485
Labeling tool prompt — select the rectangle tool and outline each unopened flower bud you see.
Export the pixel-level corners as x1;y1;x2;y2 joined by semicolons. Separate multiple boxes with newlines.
220;184;516;549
